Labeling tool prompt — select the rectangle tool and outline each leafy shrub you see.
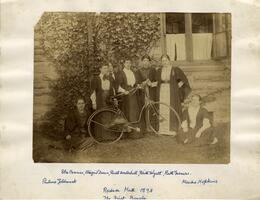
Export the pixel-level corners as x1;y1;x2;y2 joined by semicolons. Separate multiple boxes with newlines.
37;12;161;130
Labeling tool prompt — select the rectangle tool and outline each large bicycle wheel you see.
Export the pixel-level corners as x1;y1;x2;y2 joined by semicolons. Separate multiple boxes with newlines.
147;102;181;135
87;108;125;144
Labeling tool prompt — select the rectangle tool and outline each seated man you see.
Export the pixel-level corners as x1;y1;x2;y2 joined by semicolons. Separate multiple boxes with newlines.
177;94;218;146
64;96;94;152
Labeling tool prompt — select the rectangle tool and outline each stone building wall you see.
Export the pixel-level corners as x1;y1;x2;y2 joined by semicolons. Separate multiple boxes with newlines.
33;24;57;125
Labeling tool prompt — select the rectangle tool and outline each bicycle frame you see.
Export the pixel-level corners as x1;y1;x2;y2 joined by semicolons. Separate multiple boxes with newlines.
112;85;181;130
89;84;181;132
87;84;181;144
111;85;155;125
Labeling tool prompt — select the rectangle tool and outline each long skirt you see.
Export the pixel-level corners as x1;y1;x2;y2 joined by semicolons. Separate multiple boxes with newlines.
95;90;116;141
123;91;143;139
158;83;177;136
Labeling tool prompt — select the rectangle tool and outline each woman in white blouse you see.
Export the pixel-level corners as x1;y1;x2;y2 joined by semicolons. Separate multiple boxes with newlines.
157;54;191;135
117;58;143;139
90;65;116;141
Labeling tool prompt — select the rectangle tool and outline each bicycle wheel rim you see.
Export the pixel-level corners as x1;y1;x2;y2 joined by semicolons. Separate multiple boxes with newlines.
87;108;124;144
147;102;181;135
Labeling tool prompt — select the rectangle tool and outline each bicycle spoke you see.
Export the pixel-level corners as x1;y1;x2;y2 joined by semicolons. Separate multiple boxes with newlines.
148;102;181;135
90;119;121;132
90;119;104;127
150;104;167;121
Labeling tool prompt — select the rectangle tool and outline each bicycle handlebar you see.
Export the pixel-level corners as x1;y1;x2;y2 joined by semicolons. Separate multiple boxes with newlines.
113;85;143;98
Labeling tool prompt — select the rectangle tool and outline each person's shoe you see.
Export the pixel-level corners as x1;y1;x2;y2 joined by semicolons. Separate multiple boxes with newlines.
184;138;189;144
146;127;153;132
144;130;155;136
123;126;132;133
210;137;218;145
159;131;177;136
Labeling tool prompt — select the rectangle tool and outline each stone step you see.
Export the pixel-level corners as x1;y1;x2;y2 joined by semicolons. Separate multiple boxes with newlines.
192;87;230;98
195;76;225;82
181;64;225;73
187;68;225;76
175;59;224;65
193;72;225;80
192;81;230;89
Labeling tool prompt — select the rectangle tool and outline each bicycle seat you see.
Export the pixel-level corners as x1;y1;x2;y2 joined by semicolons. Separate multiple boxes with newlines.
109;95;123;102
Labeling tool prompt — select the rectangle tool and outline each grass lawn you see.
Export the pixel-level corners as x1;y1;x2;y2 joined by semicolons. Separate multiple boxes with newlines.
33;122;230;164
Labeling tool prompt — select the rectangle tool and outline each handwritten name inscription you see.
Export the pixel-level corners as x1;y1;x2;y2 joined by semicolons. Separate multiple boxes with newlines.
103;186;153;200
42;178;76;185
41;168;218;199
182;178;218;185
60;169;190;178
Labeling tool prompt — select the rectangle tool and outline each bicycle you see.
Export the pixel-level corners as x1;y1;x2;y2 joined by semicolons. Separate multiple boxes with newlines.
87;84;181;144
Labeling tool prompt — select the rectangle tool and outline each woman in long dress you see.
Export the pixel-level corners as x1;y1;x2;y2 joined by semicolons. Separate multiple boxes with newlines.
90;65;116;141
137;55;159;133
157;54;191;135
116;58;143;139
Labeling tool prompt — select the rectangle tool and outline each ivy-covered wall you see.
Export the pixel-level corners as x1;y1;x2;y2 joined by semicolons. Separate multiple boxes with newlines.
33;12;162;130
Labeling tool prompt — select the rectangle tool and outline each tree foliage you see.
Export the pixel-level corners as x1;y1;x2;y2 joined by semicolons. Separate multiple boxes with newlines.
37;12;161;129
95;13;161;65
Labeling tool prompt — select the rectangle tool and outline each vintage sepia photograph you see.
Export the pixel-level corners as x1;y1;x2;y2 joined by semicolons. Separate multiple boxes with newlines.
33;12;231;163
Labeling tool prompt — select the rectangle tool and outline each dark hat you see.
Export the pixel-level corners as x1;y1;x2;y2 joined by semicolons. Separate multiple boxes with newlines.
141;54;151;61
122;57;132;62
160;54;171;61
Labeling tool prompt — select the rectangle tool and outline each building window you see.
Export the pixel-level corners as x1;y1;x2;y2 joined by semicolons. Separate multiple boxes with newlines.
192;13;213;33
165;13;186;61
192;13;213;60
166;13;185;34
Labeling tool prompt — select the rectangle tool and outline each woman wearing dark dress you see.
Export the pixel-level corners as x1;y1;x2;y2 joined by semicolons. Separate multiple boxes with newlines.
64;97;93;151
90;65;116;141
116;58;143;139
177;94;218;146
157;54;191;135
108;63;119;93
137;55;159;133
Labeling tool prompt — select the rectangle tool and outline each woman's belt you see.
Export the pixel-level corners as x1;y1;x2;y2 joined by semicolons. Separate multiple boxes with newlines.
126;85;135;89
161;80;170;84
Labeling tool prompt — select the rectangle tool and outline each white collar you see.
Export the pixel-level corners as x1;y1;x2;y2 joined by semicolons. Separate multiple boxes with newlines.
123;67;132;72
99;73;105;79
188;106;200;112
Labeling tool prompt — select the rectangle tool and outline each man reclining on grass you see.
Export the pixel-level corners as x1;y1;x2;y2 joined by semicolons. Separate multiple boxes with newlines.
177;94;218;146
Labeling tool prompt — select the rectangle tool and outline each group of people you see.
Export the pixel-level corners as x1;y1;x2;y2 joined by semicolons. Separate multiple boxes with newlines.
63;54;218;151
